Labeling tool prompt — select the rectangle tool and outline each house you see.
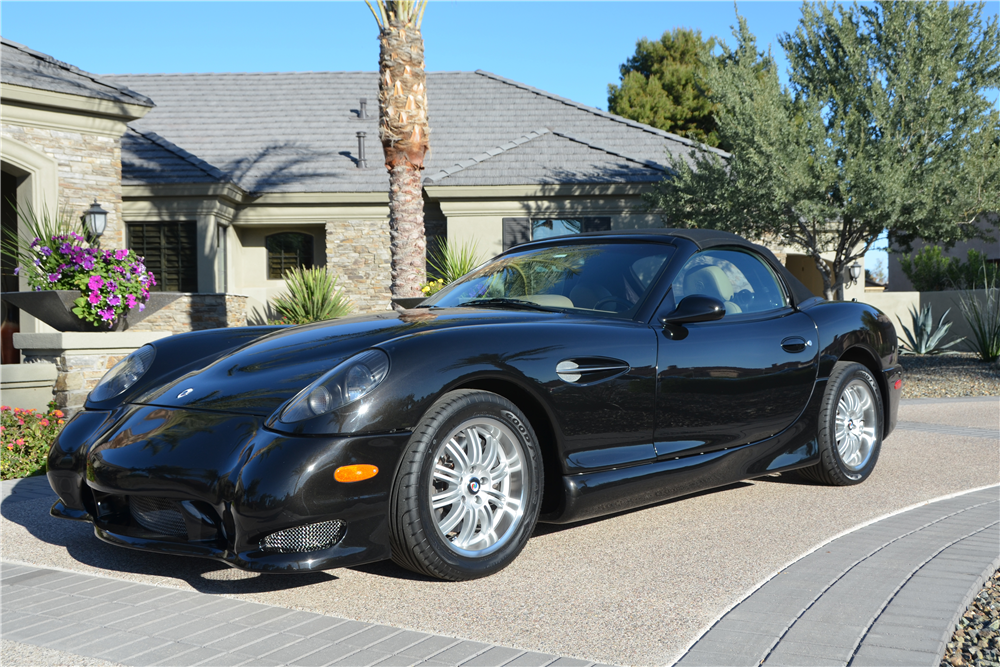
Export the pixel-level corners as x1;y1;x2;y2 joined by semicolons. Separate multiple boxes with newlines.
3;37;852;330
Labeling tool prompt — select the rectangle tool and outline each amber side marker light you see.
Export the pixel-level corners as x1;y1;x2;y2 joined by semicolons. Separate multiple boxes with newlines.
335;464;379;483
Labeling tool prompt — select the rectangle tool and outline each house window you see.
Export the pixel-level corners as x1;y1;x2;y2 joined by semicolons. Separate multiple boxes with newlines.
127;221;198;292
266;232;314;279
501;218;612;251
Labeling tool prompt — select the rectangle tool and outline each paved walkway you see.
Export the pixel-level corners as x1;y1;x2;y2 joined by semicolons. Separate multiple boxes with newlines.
2;398;998;667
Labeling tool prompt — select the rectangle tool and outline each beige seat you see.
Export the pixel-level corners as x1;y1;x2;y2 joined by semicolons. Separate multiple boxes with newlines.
682;266;742;315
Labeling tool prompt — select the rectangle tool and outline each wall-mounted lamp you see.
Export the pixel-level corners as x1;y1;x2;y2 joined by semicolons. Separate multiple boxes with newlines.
83;200;108;247
848;261;862;287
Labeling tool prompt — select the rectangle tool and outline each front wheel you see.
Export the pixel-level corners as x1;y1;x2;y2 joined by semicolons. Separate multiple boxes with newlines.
388;390;542;580
799;361;883;486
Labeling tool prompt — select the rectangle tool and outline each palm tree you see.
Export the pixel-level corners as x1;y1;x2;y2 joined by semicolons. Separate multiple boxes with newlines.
365;0;430;299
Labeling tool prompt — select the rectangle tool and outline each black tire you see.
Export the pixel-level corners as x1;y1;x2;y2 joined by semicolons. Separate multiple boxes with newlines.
798;361;884;486
388;390;543;581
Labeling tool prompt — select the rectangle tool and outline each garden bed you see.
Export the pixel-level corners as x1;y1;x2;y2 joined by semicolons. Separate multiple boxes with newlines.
900;353;1000;399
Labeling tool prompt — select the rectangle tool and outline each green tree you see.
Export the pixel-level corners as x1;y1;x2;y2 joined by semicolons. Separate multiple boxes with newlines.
365;0;430;299
645;1;1000;300
608;28;724;148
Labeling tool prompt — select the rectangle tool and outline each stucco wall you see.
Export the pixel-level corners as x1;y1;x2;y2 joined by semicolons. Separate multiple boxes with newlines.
0;123;125;248
859;289;991;347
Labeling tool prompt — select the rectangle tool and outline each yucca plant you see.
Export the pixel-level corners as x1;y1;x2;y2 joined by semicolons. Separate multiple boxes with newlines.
0;202;75;279
426;237;485;285
896;305;965;355
270;266;353;325
958;264;1000;362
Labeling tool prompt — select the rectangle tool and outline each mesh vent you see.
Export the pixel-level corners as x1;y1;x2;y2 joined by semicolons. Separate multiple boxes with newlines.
259;520;346;554
130;496;188;537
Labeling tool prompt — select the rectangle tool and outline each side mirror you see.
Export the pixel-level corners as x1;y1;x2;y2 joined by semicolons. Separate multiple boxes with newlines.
661;295;726;326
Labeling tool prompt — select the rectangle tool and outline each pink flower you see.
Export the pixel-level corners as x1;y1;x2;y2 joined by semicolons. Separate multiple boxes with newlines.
88;275;104;290
15;438;24;445
39;419;49;426
88;291;101;305
115;249;128;260
126;294;137;308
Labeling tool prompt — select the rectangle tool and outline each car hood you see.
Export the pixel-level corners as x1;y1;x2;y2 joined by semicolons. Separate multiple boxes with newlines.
137;307;572;416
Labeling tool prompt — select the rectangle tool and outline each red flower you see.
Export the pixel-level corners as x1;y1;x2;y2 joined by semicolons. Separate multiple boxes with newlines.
39;419;49;426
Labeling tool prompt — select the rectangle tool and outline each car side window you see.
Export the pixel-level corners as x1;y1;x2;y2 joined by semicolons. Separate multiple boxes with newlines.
671;249;788;316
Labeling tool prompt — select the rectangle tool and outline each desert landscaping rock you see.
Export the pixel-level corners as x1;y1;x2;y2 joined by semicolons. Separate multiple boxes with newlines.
941;569;1000;667
900;353;999;399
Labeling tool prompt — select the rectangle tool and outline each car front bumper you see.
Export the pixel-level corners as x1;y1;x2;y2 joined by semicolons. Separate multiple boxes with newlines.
47;405;411;573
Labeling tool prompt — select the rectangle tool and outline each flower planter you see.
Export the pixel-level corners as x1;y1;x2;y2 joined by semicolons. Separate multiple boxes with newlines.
1;290;176;332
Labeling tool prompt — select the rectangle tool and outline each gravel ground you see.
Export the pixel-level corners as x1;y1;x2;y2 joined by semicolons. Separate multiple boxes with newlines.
941;569;1000;667
900;353;999;398
0;640;124;667
2;399;997;666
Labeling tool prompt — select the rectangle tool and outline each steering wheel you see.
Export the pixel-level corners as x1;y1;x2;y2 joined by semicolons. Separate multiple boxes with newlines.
593;296;633;312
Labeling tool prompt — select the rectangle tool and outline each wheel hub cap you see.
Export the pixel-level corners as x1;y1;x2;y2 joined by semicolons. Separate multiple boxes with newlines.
835;380;878;472
429;417;527;557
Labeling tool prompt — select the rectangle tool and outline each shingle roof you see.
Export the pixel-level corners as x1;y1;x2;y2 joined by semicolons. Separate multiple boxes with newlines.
106;70;724;194
121;129;226;186
1;38;153;107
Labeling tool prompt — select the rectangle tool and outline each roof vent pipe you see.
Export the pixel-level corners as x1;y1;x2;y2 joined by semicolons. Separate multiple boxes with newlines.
359;98;369;119
356;131;368;169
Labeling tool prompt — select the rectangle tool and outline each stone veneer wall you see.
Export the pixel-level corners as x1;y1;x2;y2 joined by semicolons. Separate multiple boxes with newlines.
0;123;125;249
325;220;392;314
128;294;248;333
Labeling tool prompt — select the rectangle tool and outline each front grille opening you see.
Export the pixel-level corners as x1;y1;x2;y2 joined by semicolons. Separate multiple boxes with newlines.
130;496;188;537
259;520;346;554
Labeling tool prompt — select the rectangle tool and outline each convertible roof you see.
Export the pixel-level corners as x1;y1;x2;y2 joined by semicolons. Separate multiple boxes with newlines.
553;228;820;307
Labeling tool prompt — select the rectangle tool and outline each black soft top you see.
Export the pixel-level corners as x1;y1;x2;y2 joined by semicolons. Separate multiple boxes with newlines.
525;227;820;308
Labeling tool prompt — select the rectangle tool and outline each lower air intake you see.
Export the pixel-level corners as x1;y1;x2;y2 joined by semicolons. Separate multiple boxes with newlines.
130;496;188;537
259;520;346;554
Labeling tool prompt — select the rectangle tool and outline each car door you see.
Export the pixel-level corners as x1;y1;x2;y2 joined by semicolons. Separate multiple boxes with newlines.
654;248;819;458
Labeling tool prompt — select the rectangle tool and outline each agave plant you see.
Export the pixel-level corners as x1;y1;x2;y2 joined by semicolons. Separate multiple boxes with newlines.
426;237;485;285
958;263;1000;362
270;266;353;325
896;304;964;355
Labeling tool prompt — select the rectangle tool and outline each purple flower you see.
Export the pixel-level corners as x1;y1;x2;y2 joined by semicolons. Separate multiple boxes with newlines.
82;257;95;270
108;295;121;306
88;275;104;290
148;273;157;287
98;308;115;322
103;250;113;261
114;249;128;261
71;232;84;242
138;302;145;312
107;281;117;292
30;238;40;248
59;243;71;254
33;258;41;266
126;294;137;308
88;291;101;305
40;246;52;256
12;267;19;276
47;273;60;283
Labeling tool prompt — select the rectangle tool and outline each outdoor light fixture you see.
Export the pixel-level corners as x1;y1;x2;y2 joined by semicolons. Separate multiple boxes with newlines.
83;199;108;247
848;261;862;287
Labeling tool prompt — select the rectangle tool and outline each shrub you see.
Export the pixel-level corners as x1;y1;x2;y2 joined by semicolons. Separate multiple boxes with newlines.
896;305;964;355
427;238;485;284
1;403;65;480
898;246;1000;292
270;266;353;325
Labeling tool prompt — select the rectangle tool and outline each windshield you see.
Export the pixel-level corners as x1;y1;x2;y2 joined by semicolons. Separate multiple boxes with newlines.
423;242;674;318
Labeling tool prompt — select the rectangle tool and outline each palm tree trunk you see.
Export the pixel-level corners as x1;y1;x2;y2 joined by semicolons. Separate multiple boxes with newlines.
375;3;430;299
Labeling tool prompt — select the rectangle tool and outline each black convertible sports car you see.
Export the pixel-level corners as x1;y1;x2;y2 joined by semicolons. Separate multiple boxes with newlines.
48;229;902;581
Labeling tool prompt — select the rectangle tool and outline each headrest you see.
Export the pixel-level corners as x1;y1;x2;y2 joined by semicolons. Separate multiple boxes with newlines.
683;265;735;301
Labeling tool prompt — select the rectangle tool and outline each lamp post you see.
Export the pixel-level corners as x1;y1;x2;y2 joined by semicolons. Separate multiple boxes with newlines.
83;200;107;248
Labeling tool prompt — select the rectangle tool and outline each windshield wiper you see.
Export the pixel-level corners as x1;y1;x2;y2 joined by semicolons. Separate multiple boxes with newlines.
462;297;559;312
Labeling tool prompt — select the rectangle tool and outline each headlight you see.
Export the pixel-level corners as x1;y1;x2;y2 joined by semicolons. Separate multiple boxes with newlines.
90;345;156;402
279;349;389;423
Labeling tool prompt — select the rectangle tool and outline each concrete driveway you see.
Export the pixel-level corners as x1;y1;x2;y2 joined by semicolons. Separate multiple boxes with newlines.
2;397;998;666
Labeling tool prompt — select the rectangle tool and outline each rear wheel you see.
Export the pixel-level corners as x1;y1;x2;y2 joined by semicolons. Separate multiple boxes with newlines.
389;390;542;580
799;361;883;486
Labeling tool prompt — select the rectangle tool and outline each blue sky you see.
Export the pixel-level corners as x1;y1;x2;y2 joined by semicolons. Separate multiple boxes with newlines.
4;1;996;271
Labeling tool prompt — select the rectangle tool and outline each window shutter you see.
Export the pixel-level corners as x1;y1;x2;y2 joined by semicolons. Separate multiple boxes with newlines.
502;218;530;251
127;222;198;292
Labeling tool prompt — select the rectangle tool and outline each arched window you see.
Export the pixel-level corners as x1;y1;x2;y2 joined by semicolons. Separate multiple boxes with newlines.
266;232;314;279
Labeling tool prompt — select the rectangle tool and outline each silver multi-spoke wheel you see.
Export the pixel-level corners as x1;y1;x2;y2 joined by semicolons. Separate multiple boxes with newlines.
430;417;526;557
835;379;877;471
